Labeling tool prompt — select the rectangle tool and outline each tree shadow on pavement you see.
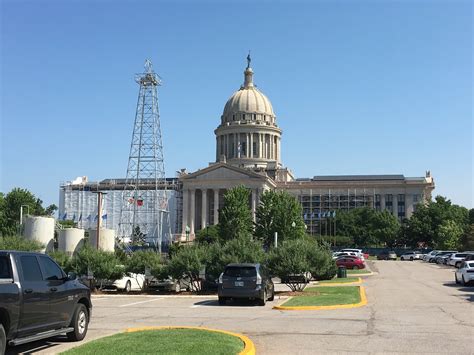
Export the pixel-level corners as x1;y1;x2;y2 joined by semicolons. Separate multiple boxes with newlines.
193;299;263;307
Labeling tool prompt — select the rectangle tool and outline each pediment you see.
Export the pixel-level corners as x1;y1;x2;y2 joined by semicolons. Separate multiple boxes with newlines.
182;163;266;182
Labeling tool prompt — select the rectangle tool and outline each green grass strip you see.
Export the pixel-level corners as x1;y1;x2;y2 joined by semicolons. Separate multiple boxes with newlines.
281;286;360;307
318;277;358;284
347;269;370;274
61;329;244;355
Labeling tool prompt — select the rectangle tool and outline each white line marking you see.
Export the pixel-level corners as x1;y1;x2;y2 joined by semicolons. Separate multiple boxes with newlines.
119;298;163;307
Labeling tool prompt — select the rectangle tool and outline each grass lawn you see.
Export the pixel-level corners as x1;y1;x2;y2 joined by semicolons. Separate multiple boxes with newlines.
281;286;360;307
318;277;359;284
347;269;371;274
61;329;244;355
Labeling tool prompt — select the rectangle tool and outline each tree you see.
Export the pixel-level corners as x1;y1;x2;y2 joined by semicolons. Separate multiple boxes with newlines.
307;243;337;281
0;188;57;236
336;208;400;247
131;226;147;246
48;250;72;272
255;190;306;247
218;186;253;242
436;220;463;250
125;251;164;290
404;196;469;248
165;244;208;292
195;224;220;245
459;224;474;251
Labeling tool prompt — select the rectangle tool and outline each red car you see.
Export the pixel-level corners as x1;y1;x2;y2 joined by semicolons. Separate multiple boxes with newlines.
336;256;365;270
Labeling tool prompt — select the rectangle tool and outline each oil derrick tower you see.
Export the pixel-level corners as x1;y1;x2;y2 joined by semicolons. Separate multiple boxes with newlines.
118;59;170;252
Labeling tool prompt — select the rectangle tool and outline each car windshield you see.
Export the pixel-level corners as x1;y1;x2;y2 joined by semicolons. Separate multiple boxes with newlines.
224;266;257;277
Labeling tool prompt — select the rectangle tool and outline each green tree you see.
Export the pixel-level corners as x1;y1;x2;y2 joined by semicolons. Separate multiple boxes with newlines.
69;245;124;289
307;243;337;281
255;190;306;247
0;188;57;236
165;244;208;292
0;235;44;251
404;196;469;248
195;224;220;245
436;220;463;250
459;224;474;251
125;251;164;289
336;208;400;247
131;226;147;246
218;186;253;242
266;238;312;292
48;250;72;272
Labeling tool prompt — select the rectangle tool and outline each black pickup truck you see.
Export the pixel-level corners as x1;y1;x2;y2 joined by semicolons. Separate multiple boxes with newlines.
0;251;92;354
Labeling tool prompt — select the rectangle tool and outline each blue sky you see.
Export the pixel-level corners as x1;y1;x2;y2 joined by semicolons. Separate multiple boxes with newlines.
1;0;472;208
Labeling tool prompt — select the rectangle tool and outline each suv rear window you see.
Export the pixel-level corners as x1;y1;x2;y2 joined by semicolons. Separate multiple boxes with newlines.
224;266;257;277
0;256;12;279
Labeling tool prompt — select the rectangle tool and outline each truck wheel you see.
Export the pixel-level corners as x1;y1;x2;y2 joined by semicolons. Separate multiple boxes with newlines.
67;304;89;342
0;324;6;355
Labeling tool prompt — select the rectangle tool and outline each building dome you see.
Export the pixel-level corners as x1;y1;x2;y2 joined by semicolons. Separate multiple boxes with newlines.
215;56;282;170
221;67;275;124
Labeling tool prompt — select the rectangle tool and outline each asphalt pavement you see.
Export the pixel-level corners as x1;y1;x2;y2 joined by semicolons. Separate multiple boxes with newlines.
7;260;473;354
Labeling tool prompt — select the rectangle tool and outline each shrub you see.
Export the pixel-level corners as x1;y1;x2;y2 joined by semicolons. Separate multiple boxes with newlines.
125;251;164;290
307;244;337;281
165;244;208;292
0;235;44;251
48;250;72;273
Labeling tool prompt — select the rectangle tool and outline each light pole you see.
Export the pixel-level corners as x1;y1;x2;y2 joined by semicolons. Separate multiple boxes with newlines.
20;205;30;225
92;191;107;249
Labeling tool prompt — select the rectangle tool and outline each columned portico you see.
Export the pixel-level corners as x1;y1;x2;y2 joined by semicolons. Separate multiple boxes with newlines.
189;189;195;235
213;189;219;225
201;189;207;229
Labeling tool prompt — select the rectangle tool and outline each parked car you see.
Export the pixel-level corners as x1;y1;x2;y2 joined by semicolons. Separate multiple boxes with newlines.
464;253;474;262
332;251;359;260
454;261;474;286
447;253;470;267
100;273;145;292
432;251;457;264
423;250;440;262
339;249;365;260
0;251;92;354
336;256;365;270
148;276;191;292
218;263;274;306
377;251;397;260
400;251;422;261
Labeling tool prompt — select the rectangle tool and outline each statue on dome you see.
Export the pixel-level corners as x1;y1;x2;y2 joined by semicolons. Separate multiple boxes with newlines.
246;51;251;69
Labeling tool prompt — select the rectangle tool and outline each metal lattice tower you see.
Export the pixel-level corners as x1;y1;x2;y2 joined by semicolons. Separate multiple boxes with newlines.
118;59;170;252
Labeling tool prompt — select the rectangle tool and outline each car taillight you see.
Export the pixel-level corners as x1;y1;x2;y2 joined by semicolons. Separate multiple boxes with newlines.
256;273;262;285
218;273;223;284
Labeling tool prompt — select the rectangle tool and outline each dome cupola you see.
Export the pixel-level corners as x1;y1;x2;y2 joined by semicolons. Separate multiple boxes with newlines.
214;54;282;170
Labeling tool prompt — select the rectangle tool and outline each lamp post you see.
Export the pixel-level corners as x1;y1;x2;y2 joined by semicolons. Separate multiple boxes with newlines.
20;205;30;225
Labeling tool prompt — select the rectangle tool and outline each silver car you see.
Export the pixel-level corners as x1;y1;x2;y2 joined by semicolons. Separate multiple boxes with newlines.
400;251;422;261
455;261;474;286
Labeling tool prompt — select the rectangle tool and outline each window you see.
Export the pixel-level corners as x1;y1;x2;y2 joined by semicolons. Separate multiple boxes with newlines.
242;114;246;120
0;256;12;279
253;142;257;157
40;256;64;280
224;266;257;277
20;256;43;281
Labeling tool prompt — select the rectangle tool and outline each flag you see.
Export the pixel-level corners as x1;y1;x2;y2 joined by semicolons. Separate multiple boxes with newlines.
86;214;91;221
72;214;76;221
304;213;307;220
128;197;135;205
332;211;336;218
94;214;98;221
137;199;143;206
78;214;82;222
318;212;321;219
62;212;67;220
102;213;107;220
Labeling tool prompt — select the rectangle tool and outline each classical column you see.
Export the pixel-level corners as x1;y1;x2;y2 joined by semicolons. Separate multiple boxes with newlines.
406;194;414;218
393;194;398;219
249;133;253;158
213;189;219;225
190;189;195;235
181;188;188;236
251;189;257;222
201;189;207;229
380;194;386;210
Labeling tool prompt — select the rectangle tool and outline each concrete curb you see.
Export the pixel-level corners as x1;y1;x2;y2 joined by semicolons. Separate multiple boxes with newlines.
125;325;255;355
317;277;362;286
273;285;367;311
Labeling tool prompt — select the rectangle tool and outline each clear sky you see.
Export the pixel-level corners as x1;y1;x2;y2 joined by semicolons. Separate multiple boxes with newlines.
1;0;472;208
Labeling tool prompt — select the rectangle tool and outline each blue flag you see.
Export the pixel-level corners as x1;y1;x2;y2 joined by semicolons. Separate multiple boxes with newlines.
94;214;98;221
62;212;67;220
86;214;91;221
72;214;76;221
102;214;107;220
78;214;82;221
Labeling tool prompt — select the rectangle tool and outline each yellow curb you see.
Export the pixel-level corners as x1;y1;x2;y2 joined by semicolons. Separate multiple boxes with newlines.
317;277;362;286
273;286;367;311
125;325;255;355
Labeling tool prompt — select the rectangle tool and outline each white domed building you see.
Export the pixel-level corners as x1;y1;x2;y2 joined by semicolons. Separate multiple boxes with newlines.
178;55;434;239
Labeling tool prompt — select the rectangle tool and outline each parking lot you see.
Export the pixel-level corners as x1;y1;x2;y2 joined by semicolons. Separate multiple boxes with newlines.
8;260;473;354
